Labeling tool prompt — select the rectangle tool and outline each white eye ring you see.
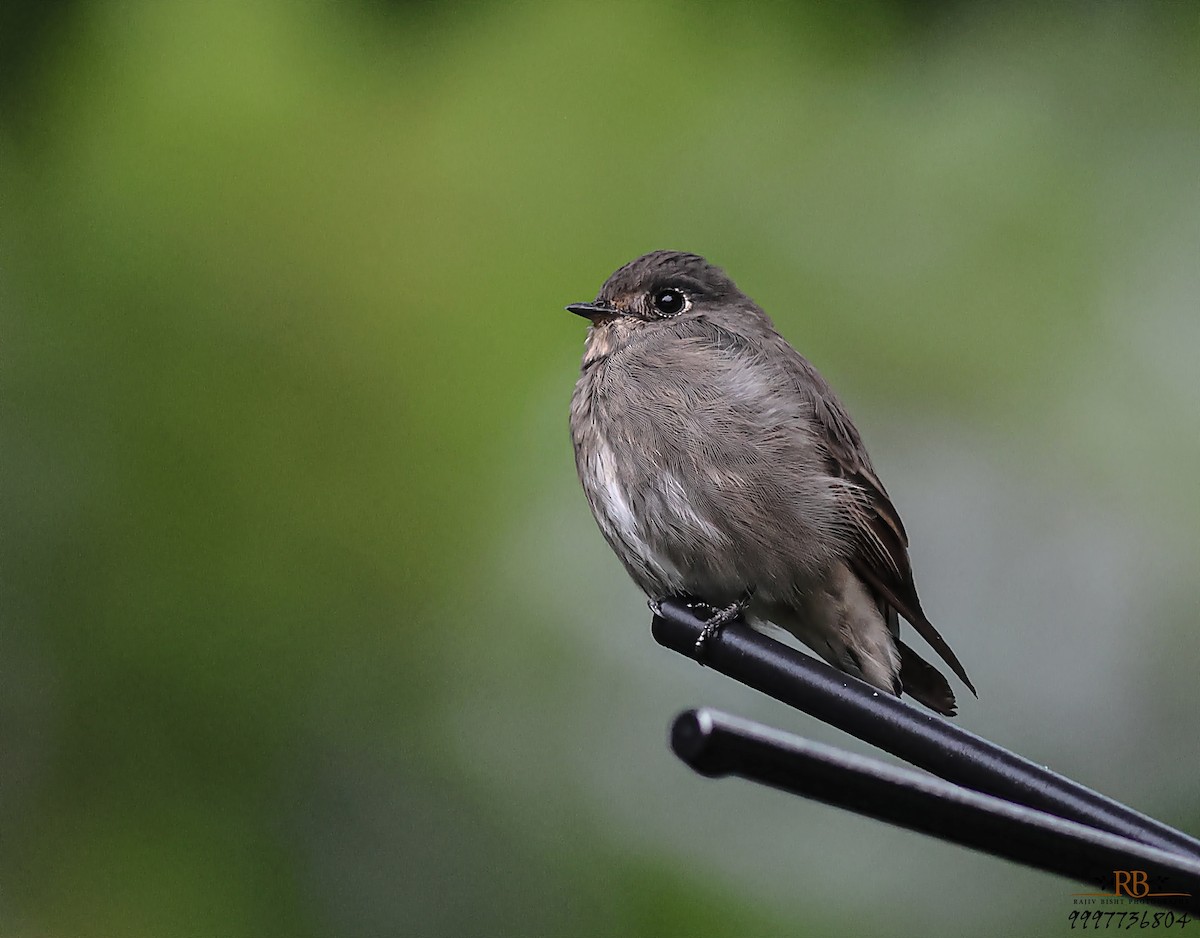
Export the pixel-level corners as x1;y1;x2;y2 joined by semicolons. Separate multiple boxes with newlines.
651;288;689;316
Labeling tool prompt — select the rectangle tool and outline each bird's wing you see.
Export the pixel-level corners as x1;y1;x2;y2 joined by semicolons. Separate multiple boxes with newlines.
773;339;975;695
674;315;973;701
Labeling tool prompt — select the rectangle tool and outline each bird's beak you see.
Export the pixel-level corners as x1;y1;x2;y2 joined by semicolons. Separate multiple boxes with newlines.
566;301;622;322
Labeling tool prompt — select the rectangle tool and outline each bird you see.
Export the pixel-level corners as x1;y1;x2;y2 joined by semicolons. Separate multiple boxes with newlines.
567;250;974;715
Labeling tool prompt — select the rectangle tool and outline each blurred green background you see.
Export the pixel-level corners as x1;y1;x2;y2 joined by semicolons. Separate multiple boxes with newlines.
3;1;1199;935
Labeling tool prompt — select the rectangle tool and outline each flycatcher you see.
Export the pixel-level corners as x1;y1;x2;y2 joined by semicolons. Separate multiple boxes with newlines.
568;251;974;715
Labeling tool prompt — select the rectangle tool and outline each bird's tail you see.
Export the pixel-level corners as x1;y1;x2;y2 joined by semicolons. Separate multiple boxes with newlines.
898;640;957;716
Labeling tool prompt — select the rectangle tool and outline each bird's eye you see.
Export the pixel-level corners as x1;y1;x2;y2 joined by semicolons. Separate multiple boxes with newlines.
651;288;687;316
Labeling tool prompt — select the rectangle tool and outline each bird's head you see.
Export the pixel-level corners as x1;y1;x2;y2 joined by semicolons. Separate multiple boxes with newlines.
567;250;746;329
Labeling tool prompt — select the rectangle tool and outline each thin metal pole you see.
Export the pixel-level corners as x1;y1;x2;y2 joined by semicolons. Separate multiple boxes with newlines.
672;708;1200;916
651;598;1200;861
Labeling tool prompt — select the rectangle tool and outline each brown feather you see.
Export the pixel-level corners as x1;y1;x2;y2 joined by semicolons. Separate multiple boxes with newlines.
897;640;958;715
778;341;977;697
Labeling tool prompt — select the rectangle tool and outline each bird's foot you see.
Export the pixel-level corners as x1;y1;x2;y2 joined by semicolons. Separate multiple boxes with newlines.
690;592;752;664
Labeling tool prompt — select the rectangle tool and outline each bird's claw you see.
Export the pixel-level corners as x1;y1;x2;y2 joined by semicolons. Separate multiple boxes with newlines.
692;593;752;663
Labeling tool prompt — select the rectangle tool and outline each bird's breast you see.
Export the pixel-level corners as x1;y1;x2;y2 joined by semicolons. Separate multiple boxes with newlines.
569;343;850;600
578;426;688;594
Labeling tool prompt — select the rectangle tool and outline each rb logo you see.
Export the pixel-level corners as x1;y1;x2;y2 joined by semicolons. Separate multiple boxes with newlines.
1113;870;1150;898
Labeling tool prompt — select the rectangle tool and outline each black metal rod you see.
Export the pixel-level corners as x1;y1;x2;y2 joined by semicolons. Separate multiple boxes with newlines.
672;708;1200;915
651;598;1200;860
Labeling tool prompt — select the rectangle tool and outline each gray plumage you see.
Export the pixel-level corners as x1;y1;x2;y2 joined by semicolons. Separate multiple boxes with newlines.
568;250;974;715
